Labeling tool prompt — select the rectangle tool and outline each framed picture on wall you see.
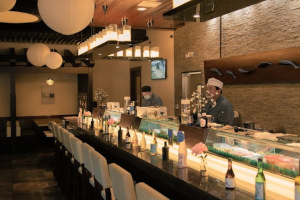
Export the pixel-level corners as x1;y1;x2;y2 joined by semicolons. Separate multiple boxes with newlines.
41;85;55;104
151;59;167;80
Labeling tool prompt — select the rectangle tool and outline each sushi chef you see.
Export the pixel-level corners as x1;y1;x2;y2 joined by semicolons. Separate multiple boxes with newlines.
205;78;234;125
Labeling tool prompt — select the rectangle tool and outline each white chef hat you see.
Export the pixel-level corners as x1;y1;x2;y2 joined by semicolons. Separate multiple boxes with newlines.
207;78;223;89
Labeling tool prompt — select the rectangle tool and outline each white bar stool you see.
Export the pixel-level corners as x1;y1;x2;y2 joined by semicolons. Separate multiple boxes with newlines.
135;182;169;200
90;150;114;200
108;163;136;200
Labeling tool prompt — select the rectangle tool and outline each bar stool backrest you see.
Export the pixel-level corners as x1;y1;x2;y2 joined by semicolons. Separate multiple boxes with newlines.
81;143;95;174
54;124;62;143
50;121;56;138
108;163;136;200
135;182;169;200
64;130;74;154
70;137;84;164
59;127;66;146
90;150;112;189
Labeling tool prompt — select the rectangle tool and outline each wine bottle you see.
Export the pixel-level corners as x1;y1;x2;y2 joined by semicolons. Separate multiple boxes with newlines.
125;127;131;149
118;126;123;141
132;129;138;147
90;117;94;129
225;158;236;189
178;131;187;168
295;160;300;200
162;141;169;160
255;158;265;200
150;131;157;155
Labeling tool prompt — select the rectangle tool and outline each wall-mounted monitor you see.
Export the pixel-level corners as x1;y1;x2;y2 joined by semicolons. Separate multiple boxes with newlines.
151;59;167;80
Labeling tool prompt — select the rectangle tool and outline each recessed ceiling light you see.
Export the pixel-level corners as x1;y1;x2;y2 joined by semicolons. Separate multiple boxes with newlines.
116;45;120;49
98;53;102;55
137;7;147;11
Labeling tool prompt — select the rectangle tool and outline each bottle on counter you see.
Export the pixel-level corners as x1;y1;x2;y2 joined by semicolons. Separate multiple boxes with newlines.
78;108;82;124
150;130;157;155
90;117;94;129
118;126;123;141
162;141;169;160
125;127;131;149
168;129;173;146
178;131;187;168
200;107;207;128
140;132;146;150
196;112;201;127
104;115;108;133
255;158;265;200
295;160;300;200
132;129;138;147
225;158;236;189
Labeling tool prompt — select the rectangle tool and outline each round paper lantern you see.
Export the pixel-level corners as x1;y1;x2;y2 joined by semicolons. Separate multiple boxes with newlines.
45;52;63;69
38;0;94;35
27;43;50;67
0;0;16;12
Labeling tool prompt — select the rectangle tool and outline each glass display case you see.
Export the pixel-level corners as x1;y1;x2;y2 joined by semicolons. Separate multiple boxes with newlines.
139;118;180;140
104;109;124;122
206;128;300;178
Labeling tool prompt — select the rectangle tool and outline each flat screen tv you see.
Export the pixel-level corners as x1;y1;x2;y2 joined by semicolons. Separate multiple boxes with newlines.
151;59;167;80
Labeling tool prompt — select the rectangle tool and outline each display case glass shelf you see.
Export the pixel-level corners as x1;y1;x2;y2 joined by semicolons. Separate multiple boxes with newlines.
139;118;180;140
103;109;123;122
206;128;300;178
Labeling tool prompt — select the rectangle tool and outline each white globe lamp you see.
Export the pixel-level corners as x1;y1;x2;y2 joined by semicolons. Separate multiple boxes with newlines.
0;0;16;12
27;43;50;67
38;0;94;35
45;52;63;69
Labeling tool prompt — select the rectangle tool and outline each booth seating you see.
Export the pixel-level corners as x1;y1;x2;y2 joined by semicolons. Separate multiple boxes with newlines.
81;142;96;200
108;163;136;200
135;182;169;200
90;150;114;200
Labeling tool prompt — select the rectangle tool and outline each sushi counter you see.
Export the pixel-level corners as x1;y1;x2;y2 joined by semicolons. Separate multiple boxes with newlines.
66;110;300;199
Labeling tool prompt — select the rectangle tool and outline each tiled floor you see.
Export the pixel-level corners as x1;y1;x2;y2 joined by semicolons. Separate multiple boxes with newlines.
0;146;66;200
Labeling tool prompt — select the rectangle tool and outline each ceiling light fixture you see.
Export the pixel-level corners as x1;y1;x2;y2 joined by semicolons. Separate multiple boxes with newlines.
0;11;39;23
46;77;54;85
77;6;131;56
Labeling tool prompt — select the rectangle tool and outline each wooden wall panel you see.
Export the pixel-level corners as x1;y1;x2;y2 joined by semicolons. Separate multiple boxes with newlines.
204;47;300;84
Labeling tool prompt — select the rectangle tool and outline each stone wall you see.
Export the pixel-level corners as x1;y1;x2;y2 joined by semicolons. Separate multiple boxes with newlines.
174;0;300;133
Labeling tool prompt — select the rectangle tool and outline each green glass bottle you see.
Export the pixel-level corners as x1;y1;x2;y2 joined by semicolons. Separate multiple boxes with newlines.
255;158;266;200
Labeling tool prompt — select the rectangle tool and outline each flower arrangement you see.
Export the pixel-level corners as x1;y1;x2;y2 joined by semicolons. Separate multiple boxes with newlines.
191;142;208;176
84;111;92;117
191;142;208;156
190;86;207;114
107;118;115;126
94;88;110;107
